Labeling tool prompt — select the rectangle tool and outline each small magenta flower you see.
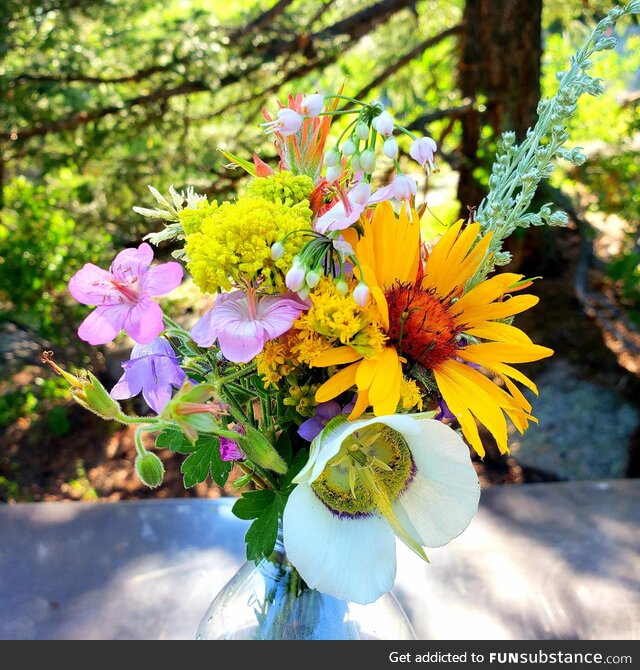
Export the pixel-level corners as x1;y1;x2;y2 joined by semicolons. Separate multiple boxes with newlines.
301;94;324;117
69;243;183;345
410;137;437;173
219;437;245;462
372;110;394;138
191;290;308;363
261;108;303;137
110;337;186;413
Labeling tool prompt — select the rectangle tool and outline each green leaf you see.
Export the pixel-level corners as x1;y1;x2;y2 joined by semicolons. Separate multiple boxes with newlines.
232;489;276;520
155;428;195;454
244;495;284;561
279;448;308;490
209;435;232;488
180;436;221;488
218;149;257;177
275;429;293;466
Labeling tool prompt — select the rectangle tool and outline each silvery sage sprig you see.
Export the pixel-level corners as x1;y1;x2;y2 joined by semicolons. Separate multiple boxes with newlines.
469;1;640;288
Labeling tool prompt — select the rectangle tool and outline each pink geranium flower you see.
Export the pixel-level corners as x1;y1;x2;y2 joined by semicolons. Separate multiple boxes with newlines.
191;291;308;363
69;243;183;345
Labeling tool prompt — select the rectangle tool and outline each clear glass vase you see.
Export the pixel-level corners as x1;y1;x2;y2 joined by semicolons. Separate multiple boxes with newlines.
196;525;415;640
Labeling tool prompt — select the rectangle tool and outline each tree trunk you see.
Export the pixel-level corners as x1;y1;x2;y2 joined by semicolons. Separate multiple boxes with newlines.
457;0;542;214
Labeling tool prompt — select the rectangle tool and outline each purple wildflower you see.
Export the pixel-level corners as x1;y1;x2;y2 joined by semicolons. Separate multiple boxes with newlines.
69;243;183;345
110;338;186;413
298;399;356;442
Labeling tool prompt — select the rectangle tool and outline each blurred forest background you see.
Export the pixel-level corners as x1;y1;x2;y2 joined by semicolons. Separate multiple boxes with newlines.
1;0;639;502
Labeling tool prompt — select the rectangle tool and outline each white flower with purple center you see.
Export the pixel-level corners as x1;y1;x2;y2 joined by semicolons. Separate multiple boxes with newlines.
110;337;186;413
283;415;480;604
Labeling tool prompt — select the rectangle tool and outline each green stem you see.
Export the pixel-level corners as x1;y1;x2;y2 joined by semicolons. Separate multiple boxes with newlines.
218;362;257;385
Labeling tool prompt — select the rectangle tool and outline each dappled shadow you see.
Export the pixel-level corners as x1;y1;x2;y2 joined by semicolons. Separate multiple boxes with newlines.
0;499;247;639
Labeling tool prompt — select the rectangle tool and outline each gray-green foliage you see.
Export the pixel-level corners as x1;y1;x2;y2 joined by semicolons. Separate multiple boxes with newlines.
470;1;640;287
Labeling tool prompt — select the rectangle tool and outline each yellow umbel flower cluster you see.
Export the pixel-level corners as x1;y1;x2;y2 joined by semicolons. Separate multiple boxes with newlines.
246;171;314;206
297;278;386;357
399;378;424;411
178;200;219;235
184;195;312;293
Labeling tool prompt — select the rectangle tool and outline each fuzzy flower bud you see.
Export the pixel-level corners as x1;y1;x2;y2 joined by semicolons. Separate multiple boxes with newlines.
392;174;418;201
270;241;286;260
353;282;370;307
324;148;341;167
360;149;376;173
42;352;124;421
355;122;370;140
301;94;324;117
372;110;395;138
410;137;437;172
325;164;342;182
135;451;165;489
342;138;357;156
383;137;398;159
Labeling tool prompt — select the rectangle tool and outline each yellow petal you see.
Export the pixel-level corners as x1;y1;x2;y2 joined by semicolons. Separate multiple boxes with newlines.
311;346;362;368
315;363;359;402
464;321;533;344
460;294;540;325
348;388;370;420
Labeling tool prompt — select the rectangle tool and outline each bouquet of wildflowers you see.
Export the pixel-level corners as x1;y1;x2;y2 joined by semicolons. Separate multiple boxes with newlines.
45;3;638;609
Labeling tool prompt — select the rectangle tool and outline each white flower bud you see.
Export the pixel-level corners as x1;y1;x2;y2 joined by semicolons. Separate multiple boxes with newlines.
392;174;418;201
301;94;324;117
353;282;370;307
285;260;307;292
383;137;398;159
335;278;349;296
359;149;376;173
342;138;357;156
410;137;437;172
270;241;285;260
325;164;342;182
305;269;321;288
324;148;341;167
355;122;370;141
372;110;394;138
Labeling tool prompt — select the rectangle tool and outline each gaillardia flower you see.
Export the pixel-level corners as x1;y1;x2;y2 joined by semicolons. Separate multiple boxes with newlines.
315;203;553;456
283;414;480;604
69;243;183;345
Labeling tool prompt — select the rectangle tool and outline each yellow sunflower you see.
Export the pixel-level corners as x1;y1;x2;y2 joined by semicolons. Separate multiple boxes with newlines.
314;201;553;457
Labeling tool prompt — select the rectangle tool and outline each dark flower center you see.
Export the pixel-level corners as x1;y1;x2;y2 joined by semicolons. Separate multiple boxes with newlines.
385;281;462;369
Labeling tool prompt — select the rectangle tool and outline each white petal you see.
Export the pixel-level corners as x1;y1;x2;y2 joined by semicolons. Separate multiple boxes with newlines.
393;418;480;548
294;413;421;485
283;484;397;604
